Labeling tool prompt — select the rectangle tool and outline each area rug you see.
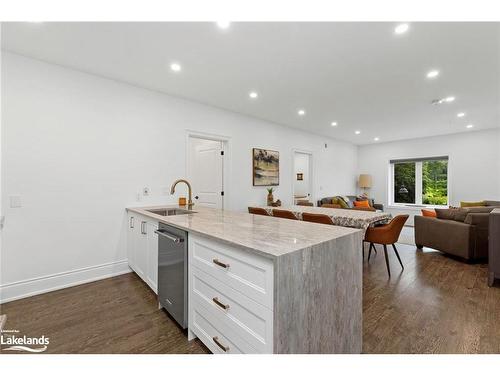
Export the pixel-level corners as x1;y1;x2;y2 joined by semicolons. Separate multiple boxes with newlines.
398;226;416;246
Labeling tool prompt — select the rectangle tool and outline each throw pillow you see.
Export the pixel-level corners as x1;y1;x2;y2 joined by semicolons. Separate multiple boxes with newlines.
453;209;469;222
333;196;349;209
354;200;370;208
421;209;437;217
435;208;457;220
340;196;353;208
357;196;373;207
460;201;486;208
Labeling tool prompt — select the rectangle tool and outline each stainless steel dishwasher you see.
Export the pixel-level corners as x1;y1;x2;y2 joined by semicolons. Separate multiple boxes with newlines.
156;223;188;328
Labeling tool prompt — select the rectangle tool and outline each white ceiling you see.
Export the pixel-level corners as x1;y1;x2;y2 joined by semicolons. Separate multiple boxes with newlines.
2;22;499;145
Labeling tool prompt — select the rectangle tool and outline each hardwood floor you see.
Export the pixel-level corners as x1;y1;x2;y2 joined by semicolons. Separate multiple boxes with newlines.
1;243;499;354
363;243;500;354
0;273;209;354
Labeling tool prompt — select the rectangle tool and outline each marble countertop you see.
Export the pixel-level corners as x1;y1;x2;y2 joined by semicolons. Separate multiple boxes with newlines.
126;205;361;259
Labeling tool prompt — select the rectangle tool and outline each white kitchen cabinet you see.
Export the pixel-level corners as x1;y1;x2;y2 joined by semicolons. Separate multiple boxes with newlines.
135;218;148;280
126;212;158;294
127;213;137;272
146;221;159;293
188;233;274;354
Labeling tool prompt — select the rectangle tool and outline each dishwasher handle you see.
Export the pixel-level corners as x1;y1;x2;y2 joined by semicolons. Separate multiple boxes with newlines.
155;229;184;243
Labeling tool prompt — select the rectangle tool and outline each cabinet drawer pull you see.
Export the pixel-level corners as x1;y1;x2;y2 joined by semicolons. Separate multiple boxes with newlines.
213;259;229;269
212;297;230;310
130;216;134;228
212;336;229;352
141;221;147;235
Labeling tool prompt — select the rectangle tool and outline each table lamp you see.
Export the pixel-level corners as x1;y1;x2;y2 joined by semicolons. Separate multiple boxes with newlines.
358;174;372;197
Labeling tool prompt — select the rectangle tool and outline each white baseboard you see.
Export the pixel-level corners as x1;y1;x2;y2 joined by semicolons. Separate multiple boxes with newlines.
0;260;132;304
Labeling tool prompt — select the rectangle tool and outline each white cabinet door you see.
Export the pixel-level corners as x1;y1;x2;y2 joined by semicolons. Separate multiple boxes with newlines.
127;213;137;272
146;221;159;294
134;218;148;280
126;212;159;294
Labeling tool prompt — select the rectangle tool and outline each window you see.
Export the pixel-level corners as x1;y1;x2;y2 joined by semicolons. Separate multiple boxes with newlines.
390;156;448;206
393;162;416;204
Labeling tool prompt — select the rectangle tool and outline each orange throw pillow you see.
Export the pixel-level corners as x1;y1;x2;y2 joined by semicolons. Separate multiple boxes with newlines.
421;209;437;217
353;200;370;208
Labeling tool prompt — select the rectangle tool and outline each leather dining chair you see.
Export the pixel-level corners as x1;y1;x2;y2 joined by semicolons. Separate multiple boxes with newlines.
364;215;409;277
272;209;298;220
302;212;334;225
297;200;314;207
248;207;270;216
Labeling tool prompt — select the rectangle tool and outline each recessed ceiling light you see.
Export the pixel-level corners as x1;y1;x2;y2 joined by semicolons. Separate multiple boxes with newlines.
170;63;182;72
331;122;338;127
249;91;258;99
298;109;306;116
466;124;474;129
394;23;409;34
457;112;465;118
444;96;455;102
374;137;380;141
426;70;439;78
355;130;361;135
216;21;231;29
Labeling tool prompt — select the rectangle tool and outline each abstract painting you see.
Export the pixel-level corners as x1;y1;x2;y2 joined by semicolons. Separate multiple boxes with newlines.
253;148;279;186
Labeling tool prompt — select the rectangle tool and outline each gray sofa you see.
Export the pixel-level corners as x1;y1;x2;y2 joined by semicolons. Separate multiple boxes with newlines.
415;200;500;261
317;195;384;211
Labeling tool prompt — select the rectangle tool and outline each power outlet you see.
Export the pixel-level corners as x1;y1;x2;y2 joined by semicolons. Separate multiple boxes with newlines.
143;187;150;196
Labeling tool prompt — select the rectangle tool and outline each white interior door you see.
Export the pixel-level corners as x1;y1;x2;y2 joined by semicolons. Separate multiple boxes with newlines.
188;137;224;209
293;152;313;204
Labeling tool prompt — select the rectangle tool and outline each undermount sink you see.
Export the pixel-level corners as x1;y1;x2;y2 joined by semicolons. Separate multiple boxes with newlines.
146;208;196;216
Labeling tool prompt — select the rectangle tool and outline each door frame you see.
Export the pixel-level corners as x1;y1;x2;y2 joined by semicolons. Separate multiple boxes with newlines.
291;149;314;205
186;130;231;210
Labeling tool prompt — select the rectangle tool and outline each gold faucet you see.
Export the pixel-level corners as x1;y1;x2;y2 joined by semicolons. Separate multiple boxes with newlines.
170;179;194;209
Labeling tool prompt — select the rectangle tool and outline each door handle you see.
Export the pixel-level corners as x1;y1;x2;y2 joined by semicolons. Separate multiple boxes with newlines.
130;216;134;228
141;221;147;235
155;229;184;243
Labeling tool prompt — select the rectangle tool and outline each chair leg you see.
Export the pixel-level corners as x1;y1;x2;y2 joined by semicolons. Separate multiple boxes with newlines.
392;243;404;270
383;244;391;277
368;243;374;262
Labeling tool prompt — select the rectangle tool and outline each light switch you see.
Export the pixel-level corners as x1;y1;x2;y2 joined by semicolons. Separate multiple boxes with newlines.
10;195;22;208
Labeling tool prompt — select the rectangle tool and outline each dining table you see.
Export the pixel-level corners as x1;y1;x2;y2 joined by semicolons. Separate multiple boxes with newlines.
262;205;392;231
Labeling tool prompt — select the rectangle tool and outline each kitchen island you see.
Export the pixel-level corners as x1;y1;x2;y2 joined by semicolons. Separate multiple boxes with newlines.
126;205;363;354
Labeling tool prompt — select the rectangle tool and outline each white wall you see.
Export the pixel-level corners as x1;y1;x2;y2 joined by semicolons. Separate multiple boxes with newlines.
0;52;358;302
357;128;500;224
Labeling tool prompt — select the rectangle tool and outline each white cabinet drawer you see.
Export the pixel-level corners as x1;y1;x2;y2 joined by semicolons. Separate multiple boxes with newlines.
190;301;258;354
191;266;273;353
189;234;274;309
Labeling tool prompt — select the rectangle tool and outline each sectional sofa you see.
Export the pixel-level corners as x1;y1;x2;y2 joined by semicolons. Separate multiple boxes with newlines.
414;200;500;261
